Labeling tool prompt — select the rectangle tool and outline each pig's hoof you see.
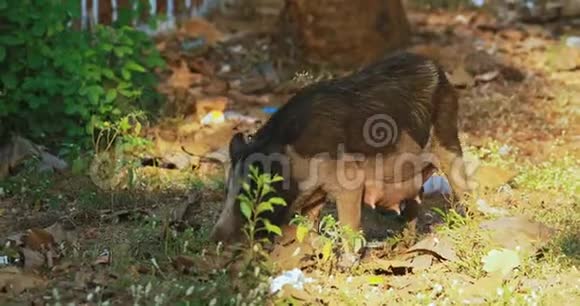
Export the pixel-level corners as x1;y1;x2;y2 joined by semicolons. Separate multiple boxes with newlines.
400;200;420;222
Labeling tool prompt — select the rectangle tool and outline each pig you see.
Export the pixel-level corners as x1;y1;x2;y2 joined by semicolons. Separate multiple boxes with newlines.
210;51;471;244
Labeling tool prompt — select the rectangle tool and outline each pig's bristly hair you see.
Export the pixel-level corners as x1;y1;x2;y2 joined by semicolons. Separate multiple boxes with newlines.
250;51;447;160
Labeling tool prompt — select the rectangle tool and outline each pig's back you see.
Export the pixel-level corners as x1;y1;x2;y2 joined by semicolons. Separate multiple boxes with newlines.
256;52;444;157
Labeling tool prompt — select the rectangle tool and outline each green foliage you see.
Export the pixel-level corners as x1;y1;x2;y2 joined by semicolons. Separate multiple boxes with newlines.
237;165;287;263
432;207;468;229
87;112;153;190
0;0;165;148
290;214;366;266
514;155;579;197
318;215;366;260
238;166;286;266
0;158;58;209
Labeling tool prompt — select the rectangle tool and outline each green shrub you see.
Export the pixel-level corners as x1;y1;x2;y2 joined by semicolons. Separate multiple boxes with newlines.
0;0;165;149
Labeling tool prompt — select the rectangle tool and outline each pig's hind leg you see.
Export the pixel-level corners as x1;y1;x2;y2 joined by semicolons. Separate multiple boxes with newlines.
432;80;471;202
329;186;364;232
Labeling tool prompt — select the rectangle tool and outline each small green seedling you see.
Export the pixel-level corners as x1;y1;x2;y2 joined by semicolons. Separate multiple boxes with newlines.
289;214;313;243
238;165;287;261
291;214;366;267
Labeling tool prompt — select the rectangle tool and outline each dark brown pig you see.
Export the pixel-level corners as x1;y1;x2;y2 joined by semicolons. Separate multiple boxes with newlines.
210;51;472;244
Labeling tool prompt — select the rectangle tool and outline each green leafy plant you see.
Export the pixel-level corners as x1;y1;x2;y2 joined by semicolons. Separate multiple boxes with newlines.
318;215;366;263
88;111;152;190
289;214;313;243
237;165;287;260
290;214;366;266
0;0;165;148
432;207;468;229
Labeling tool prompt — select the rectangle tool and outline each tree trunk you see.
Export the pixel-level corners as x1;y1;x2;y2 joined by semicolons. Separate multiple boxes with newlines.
281;0;411;68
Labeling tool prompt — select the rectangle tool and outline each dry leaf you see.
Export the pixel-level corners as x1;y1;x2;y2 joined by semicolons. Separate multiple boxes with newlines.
51;261;75;274
0;267;46;294
472;165;518;191
278;284;314;302
447;66;474;88
406;234;457;262
190;58;216;76
461;274;504;301
410;254;433;271
179;18;224;46
361;258;413;275
228;89;273;105
167;61;203;90
128;264;152;277
92;269;116;287
203;79;229;96
476;199;509;216
500;29;526;41
390;275;431;292
195;96;229;119
480;216;555;255
271;241;314;271
22;228;55;252
464;51;500;76
172;255;195;274
21;248;47;270
547;47;580;71
93;248;112;266
520;37;546;51
73;267;93;290
44;222;75;244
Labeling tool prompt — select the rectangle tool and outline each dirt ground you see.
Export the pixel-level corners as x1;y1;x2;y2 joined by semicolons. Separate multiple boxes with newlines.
0;5;578;306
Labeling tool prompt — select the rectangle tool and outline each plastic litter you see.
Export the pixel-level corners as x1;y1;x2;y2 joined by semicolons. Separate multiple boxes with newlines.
0;254;20;266
471;0;485;7
224;111;258;124
0;256;10;266
498;144;511;156
200;110;225;125
566;36;580;49
423;175;451;196
262;106;278;114
219;64;231;74
269;268;315;294
181;37;207;52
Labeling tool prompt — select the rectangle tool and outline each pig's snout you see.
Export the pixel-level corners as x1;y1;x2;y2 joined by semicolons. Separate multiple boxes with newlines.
209;223;234;244
210;205;243;244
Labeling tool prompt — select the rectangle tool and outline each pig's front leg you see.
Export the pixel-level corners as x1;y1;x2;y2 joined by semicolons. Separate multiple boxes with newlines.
329;186;364;270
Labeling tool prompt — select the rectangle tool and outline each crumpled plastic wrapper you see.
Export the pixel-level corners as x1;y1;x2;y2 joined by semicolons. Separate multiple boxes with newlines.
269;268;315;294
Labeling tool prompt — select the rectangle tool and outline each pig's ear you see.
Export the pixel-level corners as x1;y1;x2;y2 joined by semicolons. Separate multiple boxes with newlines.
229;132;247;161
